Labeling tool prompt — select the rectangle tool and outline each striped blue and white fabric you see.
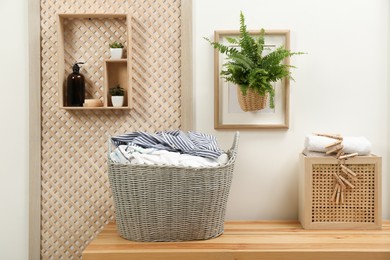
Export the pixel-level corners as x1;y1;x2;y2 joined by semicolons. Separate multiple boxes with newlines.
111;130;223;159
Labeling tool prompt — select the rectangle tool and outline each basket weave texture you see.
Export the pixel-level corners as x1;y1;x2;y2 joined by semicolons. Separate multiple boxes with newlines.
108;132;239;241
237;86;267;112
312;163;376;223
299;154;382;229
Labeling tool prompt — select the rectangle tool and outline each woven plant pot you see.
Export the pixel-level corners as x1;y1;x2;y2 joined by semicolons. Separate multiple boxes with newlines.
236;86;268;112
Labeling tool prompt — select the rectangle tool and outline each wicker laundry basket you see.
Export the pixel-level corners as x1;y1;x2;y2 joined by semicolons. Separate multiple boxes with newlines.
107;132;239;242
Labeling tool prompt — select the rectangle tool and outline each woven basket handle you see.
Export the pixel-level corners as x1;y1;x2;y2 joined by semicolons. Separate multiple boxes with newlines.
229;131;240;158
107;136;113;160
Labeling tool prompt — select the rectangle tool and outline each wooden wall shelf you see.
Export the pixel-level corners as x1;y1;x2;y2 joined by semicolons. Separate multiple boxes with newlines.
59;106;130;110
104;59;131;108
57;13;132;109
83;221;390;260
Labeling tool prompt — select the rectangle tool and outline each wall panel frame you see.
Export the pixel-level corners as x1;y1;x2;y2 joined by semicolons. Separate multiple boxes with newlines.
29;0;193;259
29;0;41;259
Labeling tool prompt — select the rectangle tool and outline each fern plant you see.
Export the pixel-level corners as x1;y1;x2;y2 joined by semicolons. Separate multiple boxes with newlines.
205;12;303;108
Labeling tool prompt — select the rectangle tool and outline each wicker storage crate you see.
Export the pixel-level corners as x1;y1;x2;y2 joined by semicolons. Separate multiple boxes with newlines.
107;132;239;241
299;153;382;229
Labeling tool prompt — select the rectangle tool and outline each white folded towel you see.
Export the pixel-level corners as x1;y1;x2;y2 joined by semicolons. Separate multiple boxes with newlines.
304;135;371;155
110;145;228;167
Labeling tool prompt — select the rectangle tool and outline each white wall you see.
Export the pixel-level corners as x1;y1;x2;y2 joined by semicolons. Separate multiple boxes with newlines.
194;0;389;219
0;0;29;259
0;1;388;259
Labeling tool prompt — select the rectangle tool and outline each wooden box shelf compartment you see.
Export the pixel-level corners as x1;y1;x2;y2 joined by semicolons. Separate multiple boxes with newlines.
299;153;382;230
57;13;132;109
104;59;130;108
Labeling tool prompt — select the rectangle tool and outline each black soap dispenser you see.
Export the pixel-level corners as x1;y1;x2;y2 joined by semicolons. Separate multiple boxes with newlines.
67;62;85;106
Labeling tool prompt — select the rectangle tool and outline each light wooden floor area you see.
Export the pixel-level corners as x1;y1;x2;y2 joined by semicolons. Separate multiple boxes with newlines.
83;221;390;260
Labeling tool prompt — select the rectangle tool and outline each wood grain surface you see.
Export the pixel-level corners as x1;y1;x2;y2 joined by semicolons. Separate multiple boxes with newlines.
83;221;390;260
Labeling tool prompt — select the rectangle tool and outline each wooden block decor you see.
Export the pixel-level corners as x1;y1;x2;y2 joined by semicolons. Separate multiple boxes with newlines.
40;0;182;259
299;154;382;229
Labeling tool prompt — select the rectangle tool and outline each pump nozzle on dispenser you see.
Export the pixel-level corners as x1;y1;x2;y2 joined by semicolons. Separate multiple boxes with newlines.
72;62;85;73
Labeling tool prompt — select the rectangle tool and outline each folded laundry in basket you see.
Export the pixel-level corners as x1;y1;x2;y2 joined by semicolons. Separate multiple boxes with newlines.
110;145;228;167
304;134;372;155
111;130;223;159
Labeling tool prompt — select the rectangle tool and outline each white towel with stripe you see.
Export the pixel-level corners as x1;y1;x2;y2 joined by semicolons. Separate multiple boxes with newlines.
111;130;223;159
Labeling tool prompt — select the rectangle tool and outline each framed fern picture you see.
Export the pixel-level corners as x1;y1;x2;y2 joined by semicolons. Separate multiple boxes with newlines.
213;30;290;129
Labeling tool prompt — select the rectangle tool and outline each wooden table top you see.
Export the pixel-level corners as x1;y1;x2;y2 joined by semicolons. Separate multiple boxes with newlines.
83;220;390;260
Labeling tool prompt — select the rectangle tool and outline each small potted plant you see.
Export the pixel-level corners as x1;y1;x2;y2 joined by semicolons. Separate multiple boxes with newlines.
109;41;124;59
109;84;125;107
205;12;304;112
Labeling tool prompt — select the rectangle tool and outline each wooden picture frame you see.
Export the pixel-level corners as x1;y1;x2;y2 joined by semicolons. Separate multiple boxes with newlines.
214;30;290;129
